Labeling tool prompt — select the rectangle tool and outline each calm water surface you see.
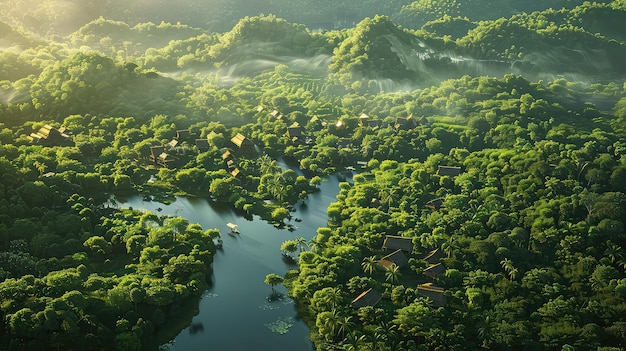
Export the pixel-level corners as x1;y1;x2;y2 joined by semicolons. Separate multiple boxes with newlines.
119;173;347;351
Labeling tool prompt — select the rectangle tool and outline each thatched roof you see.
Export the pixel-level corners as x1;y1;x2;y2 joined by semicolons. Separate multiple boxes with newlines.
437;166;462;177
423;263;445;278
423;248;443;265
416;283;446;307
382;235;413;252
425;198;444;211
176;129;190;140
379;249;409;269
196;139;209;151
350;288;382;309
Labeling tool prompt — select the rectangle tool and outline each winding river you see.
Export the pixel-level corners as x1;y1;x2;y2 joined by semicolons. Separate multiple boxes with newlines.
118;172;347;351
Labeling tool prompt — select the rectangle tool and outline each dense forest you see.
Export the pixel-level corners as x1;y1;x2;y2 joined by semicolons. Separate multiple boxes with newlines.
1;0;626;350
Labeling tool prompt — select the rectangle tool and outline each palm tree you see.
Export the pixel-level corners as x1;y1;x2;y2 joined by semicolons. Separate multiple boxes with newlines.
295;236;308;253
385;263;402;285
308;237;319;252
337;315;355;339
264;273;284;293
605;241;624;264
343;331;366;351
325;287;344;309
361;255;379;276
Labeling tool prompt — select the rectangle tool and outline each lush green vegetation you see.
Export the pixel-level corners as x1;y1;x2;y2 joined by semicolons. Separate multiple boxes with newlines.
1;0;625;350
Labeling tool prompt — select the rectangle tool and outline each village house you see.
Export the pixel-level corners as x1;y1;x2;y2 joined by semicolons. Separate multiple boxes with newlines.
195;139;209;152
425;198;445;211
176;129;190;141
350;288;382;309
423;263;445;279
231;133;255;158
27;124;72;146
285;122;304;144
423;248;443;265
382;235;414;253
437;166;463;177
416;283;446;307
394;116;416;131
379;249;409;269
358;113;381;129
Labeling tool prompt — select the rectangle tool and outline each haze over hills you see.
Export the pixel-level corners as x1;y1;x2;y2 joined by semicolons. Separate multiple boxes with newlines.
1;1;626;351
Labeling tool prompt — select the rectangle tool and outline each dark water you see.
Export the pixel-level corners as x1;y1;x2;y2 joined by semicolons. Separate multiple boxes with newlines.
119;173;346;351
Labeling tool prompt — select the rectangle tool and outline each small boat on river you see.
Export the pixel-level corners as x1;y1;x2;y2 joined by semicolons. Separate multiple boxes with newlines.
226;222;240;234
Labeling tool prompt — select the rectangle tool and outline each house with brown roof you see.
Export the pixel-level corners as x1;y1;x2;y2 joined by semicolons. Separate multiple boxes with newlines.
425;198;445;211
196;139;209;152
27;125;72;145
150;146;165;161
358;113;381;129
423;263;445;278
285;122;304;144
394;116;416;131
437;166;462;177
350;288;382;309
221;150;233;161
416;283;446;307
423;248;443;265
176;129;190;141
231;168;243;178
230;133;254;157
231;133;255;158
379;249;409;269
382;235;414;253
270;110;283;120
155;152;178;168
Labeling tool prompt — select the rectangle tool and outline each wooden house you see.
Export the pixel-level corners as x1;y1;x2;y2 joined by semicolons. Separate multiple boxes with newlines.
231;168;243;178
176;129;190;141
382;235;414;253
416;283;446;307
437;166;462;177
150;146;165;161
285;122;304;143
394;116;416;131
155;152;178;168
222;150;233;162
270;110;283;120
350;288;382;309
27;125;72;145
231;133;255;158
358;113;381;129
423;263;445;278
196;139;209;152
425;198;444;211
379;249;409;269
423;248;443;265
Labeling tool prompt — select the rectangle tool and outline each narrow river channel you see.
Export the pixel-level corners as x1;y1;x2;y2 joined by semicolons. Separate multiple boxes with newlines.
117;173;348;351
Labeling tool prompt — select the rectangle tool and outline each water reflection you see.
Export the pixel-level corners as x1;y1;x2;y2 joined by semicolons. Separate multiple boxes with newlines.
117;174;345;351
188;323;204;335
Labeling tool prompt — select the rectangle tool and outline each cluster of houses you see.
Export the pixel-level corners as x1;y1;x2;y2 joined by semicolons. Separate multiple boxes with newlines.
221;133;255;178
350;235;447;309
350;167;464;309
145;128;258;179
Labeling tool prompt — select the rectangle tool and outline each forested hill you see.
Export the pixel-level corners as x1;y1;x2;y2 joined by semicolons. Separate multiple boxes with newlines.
0;1;626;350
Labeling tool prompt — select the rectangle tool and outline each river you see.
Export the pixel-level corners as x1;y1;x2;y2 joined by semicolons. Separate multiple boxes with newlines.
117;172;348;351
